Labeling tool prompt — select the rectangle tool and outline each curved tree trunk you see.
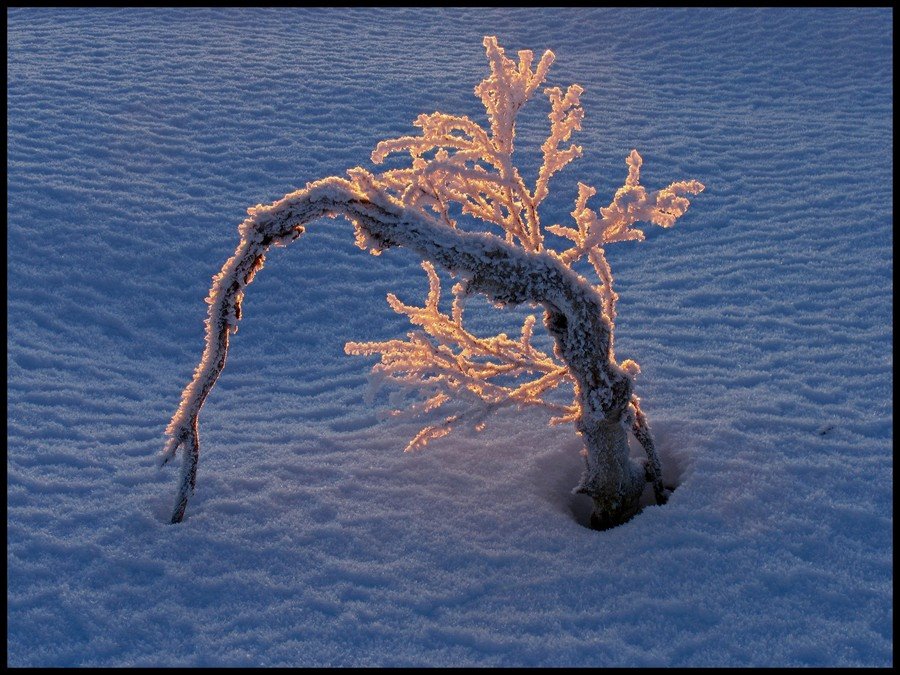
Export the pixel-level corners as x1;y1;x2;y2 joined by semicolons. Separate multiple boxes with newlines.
162;176;659;529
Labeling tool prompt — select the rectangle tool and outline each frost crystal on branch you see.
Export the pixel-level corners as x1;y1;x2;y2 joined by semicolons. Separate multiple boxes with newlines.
351;37;703;451
161;36;703;529
345;261;574;451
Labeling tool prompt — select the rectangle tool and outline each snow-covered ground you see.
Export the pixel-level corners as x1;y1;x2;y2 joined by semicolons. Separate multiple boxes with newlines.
7;7;892;667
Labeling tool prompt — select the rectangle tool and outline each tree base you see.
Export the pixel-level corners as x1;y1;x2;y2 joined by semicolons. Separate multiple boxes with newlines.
588;492;643;531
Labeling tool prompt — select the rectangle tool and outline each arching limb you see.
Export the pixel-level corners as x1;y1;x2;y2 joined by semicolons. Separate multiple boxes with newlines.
162;175;647;527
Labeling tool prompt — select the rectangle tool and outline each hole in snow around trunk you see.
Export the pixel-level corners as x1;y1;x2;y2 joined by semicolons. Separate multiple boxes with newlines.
530;419;695;530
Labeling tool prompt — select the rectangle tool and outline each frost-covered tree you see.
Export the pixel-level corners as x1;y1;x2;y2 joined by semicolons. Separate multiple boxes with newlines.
162;37;703;530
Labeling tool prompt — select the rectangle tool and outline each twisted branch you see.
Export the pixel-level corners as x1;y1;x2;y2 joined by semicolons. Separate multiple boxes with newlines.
162;175;660;525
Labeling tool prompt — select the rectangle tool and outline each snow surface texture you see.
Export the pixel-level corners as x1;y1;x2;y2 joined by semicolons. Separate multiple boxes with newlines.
7;7;892;667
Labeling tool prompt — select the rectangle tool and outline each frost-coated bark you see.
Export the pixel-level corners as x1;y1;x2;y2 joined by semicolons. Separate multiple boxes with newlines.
162;36;700;530
162;176;654;527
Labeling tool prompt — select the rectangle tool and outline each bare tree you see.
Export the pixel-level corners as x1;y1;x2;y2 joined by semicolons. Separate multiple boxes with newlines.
162;37;703;530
